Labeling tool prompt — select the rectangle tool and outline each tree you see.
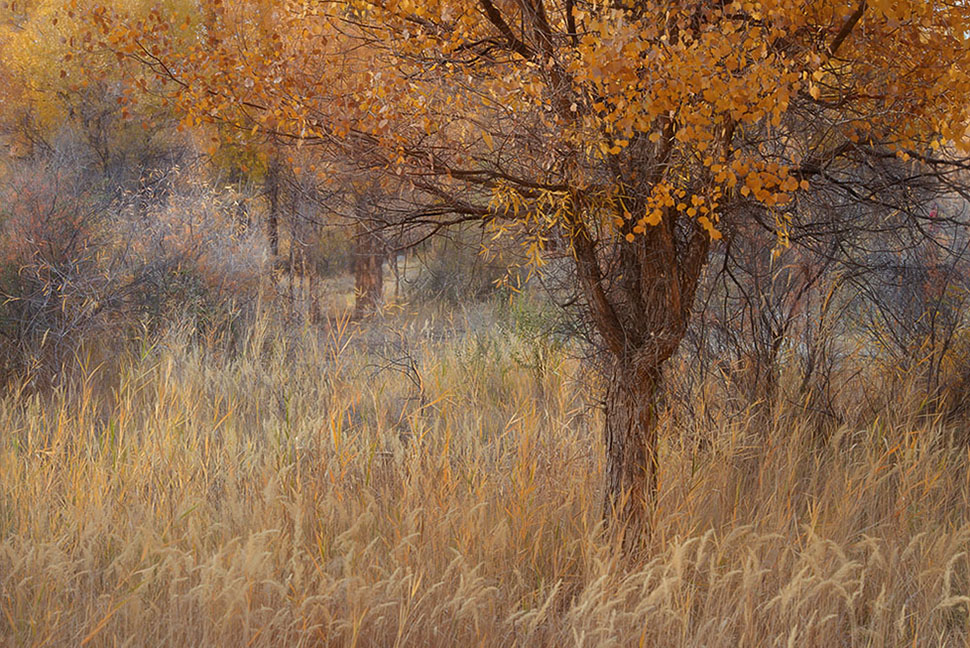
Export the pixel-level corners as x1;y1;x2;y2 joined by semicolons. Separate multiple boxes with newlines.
90;0;970;543
351;185;386;317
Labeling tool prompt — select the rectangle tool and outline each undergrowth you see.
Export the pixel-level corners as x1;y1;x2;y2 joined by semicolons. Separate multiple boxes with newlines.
2;301;970;646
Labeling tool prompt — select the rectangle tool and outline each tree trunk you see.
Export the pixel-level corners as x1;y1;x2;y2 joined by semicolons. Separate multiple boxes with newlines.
266;154;281;259
353;221;384;317
603;358;661;547
564;188;711;547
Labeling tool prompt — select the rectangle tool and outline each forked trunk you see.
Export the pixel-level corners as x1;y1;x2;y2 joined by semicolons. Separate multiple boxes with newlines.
565;185;711;548
604;359;661;546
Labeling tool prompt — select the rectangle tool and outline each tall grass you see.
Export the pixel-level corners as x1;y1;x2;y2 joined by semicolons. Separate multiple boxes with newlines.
3;302;970;646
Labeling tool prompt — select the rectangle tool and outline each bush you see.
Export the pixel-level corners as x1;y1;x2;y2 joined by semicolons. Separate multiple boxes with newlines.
0;161;267;387
0;165;115;383
125;165;266;343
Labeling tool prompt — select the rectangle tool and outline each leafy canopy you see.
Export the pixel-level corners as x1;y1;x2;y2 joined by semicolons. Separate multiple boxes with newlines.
81;1;970;256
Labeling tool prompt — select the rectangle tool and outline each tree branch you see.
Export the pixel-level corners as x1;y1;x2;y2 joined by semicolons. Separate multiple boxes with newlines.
478;0;534;59
829;1;866;57
567;198;627;356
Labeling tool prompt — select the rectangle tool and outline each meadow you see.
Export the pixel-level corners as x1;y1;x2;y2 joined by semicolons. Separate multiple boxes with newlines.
3;289;970;647
4;0;970;643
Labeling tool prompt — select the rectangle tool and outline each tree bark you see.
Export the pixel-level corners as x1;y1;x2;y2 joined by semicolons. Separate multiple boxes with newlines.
603;357;662;548
353;221;384;317
565;195;710;547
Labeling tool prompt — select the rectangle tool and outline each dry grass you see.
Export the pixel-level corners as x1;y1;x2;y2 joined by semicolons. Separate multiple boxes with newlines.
3;301;970;647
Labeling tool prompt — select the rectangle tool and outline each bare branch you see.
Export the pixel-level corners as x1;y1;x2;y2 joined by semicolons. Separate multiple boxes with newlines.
478;0;534;59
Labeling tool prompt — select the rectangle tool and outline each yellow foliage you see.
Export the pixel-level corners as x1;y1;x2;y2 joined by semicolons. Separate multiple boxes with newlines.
88;0;970;256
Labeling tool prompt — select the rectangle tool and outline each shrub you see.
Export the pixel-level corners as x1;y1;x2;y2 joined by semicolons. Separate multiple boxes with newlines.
0;165;116;383
0;160;267;387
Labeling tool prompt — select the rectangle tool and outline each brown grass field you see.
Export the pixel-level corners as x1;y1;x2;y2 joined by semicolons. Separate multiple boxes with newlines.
3;298;970;647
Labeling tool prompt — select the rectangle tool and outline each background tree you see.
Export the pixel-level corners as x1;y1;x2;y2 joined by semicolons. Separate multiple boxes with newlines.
93;0;970;543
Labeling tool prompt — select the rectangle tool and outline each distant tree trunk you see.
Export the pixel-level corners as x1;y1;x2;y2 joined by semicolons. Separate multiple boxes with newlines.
266;154;281;259
353;221;384;317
